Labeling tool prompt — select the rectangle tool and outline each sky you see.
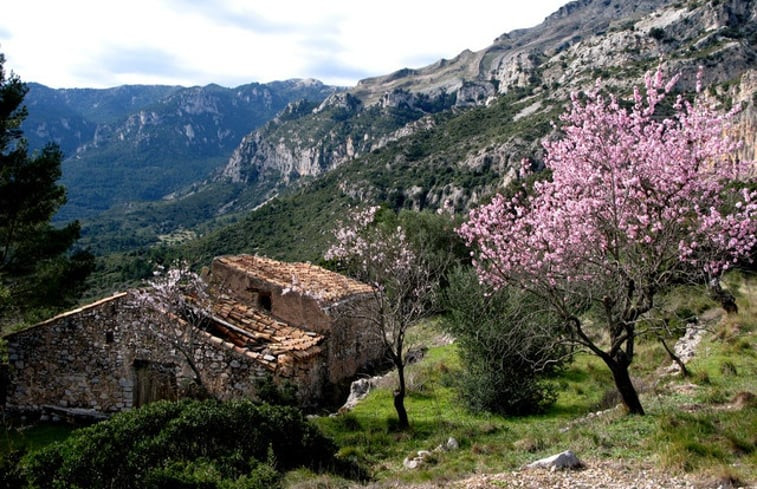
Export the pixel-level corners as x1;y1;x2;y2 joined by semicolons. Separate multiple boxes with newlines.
1;0;568;89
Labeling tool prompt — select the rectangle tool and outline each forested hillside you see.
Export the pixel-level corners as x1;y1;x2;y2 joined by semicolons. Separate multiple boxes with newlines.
79;0;756;296
22;80;340;220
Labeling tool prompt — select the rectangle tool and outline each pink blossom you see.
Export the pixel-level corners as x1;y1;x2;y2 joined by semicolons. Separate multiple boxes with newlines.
460;68;756;293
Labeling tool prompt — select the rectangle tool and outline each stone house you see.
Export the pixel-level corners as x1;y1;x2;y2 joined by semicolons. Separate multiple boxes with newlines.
3;255;384;417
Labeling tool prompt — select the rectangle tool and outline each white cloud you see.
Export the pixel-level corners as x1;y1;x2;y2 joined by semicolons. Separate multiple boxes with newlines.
0;0;567;88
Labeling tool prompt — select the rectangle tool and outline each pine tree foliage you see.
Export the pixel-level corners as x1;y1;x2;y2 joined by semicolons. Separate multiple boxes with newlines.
0;54;93;326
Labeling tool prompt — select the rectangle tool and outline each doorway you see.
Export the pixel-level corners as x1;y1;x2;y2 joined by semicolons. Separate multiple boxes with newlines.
132;360;178;407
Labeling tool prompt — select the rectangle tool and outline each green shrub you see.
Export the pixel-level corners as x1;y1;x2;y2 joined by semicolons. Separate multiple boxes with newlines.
144;458;281;489
21;399;350;489
0;450;26;489
649;27;667;41
442;267;566;415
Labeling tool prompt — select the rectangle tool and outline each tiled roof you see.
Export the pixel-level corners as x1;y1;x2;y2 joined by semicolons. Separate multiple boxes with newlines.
215;255;374;302
209;295;324;372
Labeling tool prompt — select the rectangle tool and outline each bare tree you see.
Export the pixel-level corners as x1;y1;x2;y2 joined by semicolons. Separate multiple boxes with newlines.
129;263;213;397
325;207;448;429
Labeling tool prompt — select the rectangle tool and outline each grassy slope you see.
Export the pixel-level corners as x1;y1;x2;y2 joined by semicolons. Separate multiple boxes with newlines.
302;271;756;487
4;272;755;487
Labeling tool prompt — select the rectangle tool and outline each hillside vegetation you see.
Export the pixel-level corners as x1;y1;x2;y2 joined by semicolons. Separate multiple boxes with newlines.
305;273;757;487
23;81;340;221
4;272;755;488
76;0;756;298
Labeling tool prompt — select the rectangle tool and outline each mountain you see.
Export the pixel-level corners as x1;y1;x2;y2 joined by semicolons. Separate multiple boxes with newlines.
23;84;182;154
212;0;755;211
22;80;341;220
73;0;756;293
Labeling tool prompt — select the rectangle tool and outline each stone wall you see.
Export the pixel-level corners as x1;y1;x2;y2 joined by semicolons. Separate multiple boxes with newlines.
3;292;287;415
5;259;386;416
210;259;332;333
210;259;385;385
325;296;386;384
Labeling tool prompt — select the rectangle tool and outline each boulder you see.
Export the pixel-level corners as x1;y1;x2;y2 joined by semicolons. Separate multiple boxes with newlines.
337;377;376;413
526;450;584;471
446;437;459;451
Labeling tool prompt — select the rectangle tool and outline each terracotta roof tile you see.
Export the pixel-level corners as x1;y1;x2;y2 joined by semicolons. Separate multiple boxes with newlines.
208;296;324;373
215;255;373;302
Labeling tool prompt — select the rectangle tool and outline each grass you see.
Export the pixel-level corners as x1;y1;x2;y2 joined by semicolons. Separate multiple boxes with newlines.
0;422;74;455
313;271;757;486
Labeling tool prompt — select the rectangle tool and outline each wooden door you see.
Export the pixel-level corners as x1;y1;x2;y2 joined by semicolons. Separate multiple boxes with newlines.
133;360;177;407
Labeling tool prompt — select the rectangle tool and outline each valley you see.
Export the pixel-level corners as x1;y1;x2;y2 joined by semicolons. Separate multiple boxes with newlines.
1;0;755;487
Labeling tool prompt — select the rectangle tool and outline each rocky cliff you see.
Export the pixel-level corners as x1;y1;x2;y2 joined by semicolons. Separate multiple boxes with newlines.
220;89;450;186
218;0;756;209
23;80;340;220
74;0;756;270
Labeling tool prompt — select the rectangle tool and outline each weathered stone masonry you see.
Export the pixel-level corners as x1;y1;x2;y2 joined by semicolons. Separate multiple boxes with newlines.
4;292;272;414
210;255;384;386
4;255;385;416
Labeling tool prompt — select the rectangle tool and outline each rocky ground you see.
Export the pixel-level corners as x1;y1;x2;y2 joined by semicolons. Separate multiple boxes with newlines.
452;462;749;489
364;460;752;489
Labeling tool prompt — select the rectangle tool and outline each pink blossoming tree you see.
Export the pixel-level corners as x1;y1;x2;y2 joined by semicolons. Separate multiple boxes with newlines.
459;69;756;415
325;207;442;429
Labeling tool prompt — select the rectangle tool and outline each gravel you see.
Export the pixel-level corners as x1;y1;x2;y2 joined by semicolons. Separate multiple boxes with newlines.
456;461;703;489
362;459;754;489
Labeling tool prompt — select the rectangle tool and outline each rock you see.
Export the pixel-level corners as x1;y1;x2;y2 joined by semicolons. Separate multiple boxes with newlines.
403;450;435;469
405;347;428;365
338;377;377;412
446;437;459;451
526;450;584;471
673;323;708;363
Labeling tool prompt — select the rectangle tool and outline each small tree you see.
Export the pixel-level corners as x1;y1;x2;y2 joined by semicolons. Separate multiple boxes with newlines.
325;207;447;429
130;263;212;396
459;69;755;415
443;266;567;415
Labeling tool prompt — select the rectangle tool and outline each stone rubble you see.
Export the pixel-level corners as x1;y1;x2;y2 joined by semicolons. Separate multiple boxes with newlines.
454;463;712;489
364;460;746;489
403;437;460;470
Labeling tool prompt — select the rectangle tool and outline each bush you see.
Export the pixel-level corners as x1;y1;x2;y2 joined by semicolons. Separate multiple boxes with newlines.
649;27;667;41
144;457;281;489
20;399;350;489
442;267;566;415
0;450;26;489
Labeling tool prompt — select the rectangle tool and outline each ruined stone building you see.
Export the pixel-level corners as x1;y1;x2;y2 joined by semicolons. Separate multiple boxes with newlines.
3;255;384;417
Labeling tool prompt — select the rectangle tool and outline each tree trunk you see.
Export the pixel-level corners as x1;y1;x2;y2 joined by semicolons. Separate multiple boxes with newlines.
394;363;410;430
659;336;689;377
709;281;738;314
604;357;645;415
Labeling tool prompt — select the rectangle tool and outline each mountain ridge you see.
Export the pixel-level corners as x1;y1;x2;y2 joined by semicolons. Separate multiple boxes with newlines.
210;0;754;214
21;0;755;293
22;79;342;220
